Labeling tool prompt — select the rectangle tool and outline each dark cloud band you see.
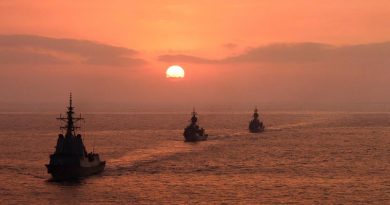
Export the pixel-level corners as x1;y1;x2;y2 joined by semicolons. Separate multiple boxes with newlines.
0;34;146;66
158;42;390;66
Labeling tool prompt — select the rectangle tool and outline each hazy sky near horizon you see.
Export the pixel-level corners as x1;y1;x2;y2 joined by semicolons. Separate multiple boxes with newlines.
0;1;390;104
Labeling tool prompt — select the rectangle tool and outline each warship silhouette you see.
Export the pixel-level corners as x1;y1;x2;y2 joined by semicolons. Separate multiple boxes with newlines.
249;107;265;133
46;94;105;180
183;108;208;142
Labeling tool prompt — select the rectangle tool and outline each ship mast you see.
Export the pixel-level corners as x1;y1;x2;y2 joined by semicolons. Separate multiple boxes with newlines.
191;107;198;124
253;107;259;119
192;107;197;116
57;93;84;137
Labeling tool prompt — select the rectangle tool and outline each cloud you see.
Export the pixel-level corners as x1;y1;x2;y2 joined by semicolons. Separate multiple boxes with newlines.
158;54;217;64
222;43;238;50
0;34;146;66
158;42;390;66
0;49;67;65
224;43;333;63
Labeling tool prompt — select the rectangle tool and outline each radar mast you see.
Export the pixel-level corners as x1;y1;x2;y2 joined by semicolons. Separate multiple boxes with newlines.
56;93;84;137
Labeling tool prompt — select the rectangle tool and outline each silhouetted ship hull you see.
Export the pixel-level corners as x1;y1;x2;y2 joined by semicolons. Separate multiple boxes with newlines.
249;120;265;133
46;94;105;181
184;129;208;142
249;107;265;133
183;108;208;142
249;128;265;133
46;155;105;180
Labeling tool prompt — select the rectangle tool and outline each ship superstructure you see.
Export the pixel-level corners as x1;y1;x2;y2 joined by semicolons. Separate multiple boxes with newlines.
249;107;265;133
183;108;208;142
46;93;105;180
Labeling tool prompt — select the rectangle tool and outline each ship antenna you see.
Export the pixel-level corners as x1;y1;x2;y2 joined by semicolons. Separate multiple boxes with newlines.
70;92;73;108
253;106;259;119
57;92;84;137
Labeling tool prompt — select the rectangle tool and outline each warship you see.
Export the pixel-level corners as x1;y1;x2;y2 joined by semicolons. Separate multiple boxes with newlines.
46;94;105;181
249;107;265;133
183;108;208;142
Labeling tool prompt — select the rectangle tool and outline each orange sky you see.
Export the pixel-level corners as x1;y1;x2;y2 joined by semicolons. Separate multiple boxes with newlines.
0;1;390;106
2;1;390;52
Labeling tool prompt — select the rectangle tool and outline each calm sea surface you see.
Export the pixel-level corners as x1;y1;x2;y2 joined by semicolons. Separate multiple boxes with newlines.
0;111;389;204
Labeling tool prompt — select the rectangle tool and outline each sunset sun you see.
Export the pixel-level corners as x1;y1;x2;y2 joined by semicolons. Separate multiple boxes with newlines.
166;65;185;78
1;1;389;204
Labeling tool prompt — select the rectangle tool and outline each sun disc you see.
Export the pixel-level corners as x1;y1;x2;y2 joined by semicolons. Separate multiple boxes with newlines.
166;65;185;78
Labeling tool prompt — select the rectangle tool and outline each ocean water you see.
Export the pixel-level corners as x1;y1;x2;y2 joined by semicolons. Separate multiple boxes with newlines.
0;111;389;204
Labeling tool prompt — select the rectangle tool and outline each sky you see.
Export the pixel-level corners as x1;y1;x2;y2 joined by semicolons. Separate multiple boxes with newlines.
0;1;390;107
